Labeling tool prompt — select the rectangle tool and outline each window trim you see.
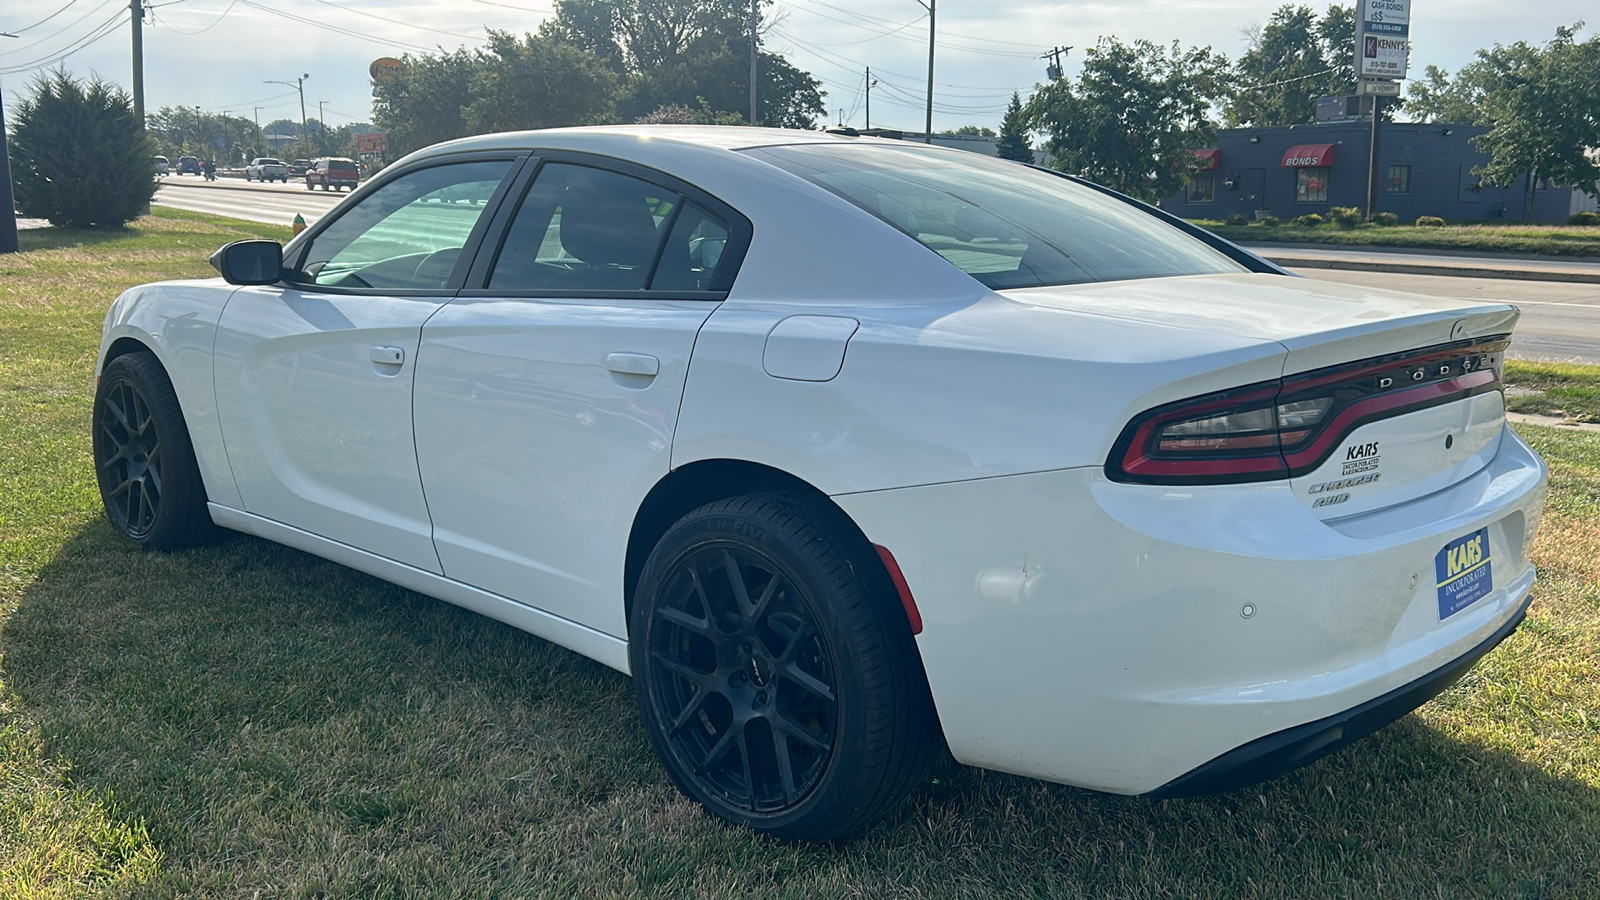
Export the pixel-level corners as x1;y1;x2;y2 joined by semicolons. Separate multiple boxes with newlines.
456;150;753;301
279;150;532;297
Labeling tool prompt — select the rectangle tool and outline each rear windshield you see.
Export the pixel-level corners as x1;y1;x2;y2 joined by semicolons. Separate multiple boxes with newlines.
329;161;358;172
745;143;1244;290
260;159;283;166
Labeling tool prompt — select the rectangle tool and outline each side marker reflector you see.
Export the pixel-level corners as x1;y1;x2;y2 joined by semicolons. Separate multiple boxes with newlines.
873;544;922;635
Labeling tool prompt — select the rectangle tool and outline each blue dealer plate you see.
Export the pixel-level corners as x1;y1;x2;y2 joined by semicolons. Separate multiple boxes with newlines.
1436;527;1492;619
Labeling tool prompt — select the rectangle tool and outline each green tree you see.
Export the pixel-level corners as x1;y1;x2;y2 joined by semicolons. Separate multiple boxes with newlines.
9;69;156;227
1404;64;1485;123
542;0;825;127
1227;4;1354;126
1467;24;1600;217
371;48;479;157
1028;37;1230;203
952;125;996;136
995;91;1033;162
464;30;619;133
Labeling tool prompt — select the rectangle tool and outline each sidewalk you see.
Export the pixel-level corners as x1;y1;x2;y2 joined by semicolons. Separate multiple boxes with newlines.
1243;242;1600;284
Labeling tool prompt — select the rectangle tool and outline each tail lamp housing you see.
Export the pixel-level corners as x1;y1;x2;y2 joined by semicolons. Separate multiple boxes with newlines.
1107;337;1509;485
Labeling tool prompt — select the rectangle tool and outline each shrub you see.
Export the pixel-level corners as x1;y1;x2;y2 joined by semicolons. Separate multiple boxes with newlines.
1372;211;1400;227
1570;211;1600;226
1260;216;1281;227
1416;215;1446;228
8;69;156;228
1328;206;1362;229
1293;213;1324;227
1225;213;1249;226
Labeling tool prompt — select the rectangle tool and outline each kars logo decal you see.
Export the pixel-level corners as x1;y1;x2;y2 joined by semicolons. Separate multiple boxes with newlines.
1341;440;1381;476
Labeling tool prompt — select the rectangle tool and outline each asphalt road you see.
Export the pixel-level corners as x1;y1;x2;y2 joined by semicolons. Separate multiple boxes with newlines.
155;176;346;226
1294;268;1600;364
152;179;1600;363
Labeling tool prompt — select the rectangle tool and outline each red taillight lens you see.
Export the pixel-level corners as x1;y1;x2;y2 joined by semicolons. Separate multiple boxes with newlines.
1108;338;1507;485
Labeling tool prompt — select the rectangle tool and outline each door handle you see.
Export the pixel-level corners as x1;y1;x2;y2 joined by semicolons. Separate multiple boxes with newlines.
605;352;659;377
370;346;405;366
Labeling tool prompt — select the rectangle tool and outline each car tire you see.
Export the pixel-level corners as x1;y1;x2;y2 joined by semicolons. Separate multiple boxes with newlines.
92;352;219;551
306;178;314;190
630;493;936;843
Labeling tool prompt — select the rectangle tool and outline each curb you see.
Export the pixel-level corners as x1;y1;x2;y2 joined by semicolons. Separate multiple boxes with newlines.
1507;412;1600;432
1264;254;1600;285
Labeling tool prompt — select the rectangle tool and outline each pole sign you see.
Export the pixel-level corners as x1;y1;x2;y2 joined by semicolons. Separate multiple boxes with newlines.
1357;0;1409;80
369;57;407;83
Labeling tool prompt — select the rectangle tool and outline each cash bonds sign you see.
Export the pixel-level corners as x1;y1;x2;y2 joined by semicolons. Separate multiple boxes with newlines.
1357;0;1410;79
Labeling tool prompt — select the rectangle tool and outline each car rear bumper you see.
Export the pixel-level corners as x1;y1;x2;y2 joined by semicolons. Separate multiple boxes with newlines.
1146;590;1529;797
834;427;1546;794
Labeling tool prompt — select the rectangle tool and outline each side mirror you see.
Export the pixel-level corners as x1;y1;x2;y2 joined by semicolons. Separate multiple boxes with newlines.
209;240;283;285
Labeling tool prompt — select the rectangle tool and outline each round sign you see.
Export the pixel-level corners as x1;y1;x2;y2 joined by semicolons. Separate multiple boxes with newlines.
369;57;407;82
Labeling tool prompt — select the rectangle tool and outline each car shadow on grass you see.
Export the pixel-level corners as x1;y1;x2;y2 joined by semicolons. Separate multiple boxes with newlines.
4;524;1598;898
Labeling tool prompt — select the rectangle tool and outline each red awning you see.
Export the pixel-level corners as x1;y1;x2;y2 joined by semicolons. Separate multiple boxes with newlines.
1282;144;1335;167
1193;148;1219;170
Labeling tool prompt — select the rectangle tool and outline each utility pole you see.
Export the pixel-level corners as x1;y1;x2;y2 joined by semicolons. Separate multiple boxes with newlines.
130;0;145;126
748;0;758;125
1043;46;1071;80
913;0;935;143
1;32;18;254
865;66;874;129
317;100;325;153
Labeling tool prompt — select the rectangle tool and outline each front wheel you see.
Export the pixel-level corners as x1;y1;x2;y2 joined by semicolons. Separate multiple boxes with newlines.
630;494;935;842
92;352;218;550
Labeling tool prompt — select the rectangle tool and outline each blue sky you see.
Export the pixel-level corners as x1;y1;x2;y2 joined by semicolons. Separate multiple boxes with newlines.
2;0;1594;133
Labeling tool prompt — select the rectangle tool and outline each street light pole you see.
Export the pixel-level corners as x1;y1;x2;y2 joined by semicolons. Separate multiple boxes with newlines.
264;74;309;150
317;100;325;152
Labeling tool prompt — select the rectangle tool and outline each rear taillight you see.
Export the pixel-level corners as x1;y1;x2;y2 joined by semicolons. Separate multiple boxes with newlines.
1108;337;1508;484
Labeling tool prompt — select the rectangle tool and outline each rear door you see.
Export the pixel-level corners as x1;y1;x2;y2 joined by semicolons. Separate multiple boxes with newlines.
413;154;748;636
213;155;522;571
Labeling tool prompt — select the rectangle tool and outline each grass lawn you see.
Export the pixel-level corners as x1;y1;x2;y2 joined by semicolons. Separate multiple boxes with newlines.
1193;220;1600;259
3;209;1599;897
1505;360;1600;424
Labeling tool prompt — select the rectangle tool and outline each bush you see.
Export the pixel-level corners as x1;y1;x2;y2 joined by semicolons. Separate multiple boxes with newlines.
1293;213;1324;227
1328;206;1362;229
1571;211;1600;226
1260;216;1281;227
1224;213;1249;226
1372;211;1400;227
1416;215;1446;228
9;69;156;228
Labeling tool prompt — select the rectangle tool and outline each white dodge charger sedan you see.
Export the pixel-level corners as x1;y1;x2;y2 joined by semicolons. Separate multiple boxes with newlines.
93;126;1547;841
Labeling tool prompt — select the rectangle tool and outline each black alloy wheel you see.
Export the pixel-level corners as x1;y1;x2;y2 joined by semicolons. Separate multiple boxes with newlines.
631;494;936;842
92;352;217;550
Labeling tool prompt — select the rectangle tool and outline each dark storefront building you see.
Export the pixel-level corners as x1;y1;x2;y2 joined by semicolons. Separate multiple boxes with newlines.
1162;122;1584;224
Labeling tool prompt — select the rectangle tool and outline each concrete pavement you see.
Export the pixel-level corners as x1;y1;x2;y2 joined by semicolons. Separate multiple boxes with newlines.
1243;242;1600;284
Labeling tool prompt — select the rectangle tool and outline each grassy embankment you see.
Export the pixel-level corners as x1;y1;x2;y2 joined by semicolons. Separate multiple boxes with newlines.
2;209;1598;897
1193;219;1600;258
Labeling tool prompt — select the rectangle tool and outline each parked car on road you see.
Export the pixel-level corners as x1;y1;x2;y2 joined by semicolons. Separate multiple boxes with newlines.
152;155;169;176
244;157;288;183
175;155;200;175
305;157;359;192
92;126;1547;843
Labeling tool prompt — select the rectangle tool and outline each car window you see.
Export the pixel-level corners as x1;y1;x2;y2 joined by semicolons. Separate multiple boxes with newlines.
487;163;676;292
649;202;730;292
746;143;1244;289
294;159;514;291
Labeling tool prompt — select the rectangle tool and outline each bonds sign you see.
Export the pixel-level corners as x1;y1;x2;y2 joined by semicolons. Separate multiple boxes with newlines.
1357;0;1410;80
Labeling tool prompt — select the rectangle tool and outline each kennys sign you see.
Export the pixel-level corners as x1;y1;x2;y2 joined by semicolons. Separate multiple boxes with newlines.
1357;0;1410;80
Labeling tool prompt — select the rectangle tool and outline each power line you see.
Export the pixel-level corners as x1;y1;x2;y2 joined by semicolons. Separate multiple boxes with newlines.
7;1;84;35
0;5;126;74
152;0;239;36
0;0;118;56
233;0;435;53
304;0;485;41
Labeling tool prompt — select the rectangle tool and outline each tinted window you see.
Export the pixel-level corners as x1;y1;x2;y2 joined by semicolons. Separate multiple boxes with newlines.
489;163;678;292
650;202;730;292
747;143;1243;289
295;160;512;290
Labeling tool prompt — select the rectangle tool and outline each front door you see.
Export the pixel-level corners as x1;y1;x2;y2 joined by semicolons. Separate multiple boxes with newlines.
213;158;519;571
414;158;741;635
